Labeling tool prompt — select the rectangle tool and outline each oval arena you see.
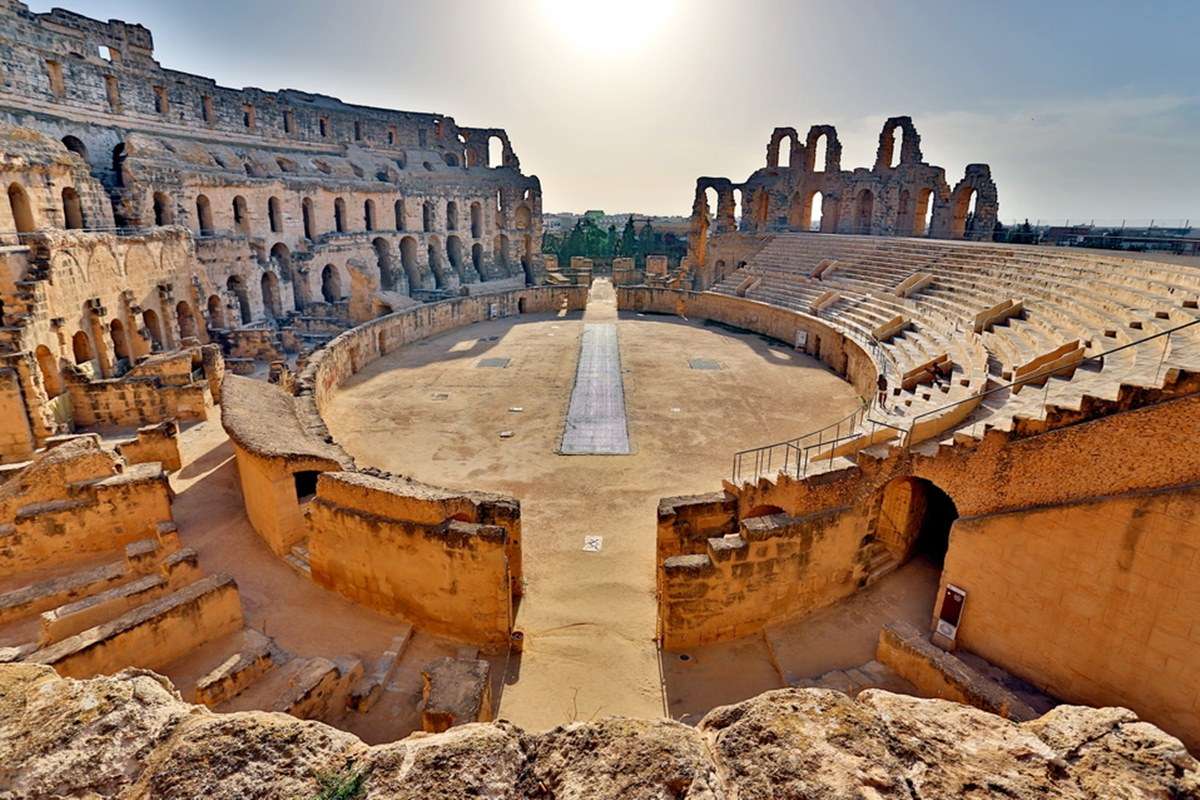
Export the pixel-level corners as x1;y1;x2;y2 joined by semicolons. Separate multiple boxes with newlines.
0;2;1198;796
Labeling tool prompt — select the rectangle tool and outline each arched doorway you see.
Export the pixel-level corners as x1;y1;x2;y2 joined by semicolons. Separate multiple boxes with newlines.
142;309;163;349
471;242;483;275
232;195;249;234
427;241;446;288
72;330;93;365
61;187;84;230
854;189;874;234
62;135;88;161
951;188;979;239
176;301;198;340
196;194;213;235
109;318;131;362
470;202;482;238
874;476;958;568
321;264;341;302
35;345;62;397
261;272;282;318
400;236;421;291
227;276;251;324
153;192;173;226
207;294;226;328
446;235;464;280
7;183;34;234
373;238;394;290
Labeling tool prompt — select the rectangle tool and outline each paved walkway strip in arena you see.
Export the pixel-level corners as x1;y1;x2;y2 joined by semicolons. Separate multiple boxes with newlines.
559;323;632;455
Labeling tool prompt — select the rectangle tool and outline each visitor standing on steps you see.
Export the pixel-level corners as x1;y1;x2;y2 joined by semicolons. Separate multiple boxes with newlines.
876;373;888;411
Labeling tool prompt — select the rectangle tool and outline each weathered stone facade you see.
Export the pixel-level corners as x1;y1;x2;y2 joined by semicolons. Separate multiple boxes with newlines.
685;117;999;285
0;0;544;461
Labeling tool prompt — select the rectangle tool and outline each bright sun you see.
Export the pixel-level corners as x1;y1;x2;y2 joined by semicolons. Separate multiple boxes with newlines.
540;0;678;54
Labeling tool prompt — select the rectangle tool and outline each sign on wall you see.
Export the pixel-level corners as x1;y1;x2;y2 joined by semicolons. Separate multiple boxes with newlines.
794;330;808;350
936;584;967;642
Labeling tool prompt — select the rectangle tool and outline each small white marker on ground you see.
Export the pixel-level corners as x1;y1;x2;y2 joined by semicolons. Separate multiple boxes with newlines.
499;430;514;438
582;535;603;552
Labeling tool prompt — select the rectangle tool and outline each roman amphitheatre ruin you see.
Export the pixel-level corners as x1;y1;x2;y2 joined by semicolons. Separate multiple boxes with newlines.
0;2;1197;796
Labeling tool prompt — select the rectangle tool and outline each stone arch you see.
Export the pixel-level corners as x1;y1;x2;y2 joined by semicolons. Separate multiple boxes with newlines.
947;165;998;240
72;330;93;365
427;239;447;288
515;204;531;231
261;271;282;318
472;242;483;274
207;294;225;328
334;197;347;233
446;235;464;278
394;199;405;231
446;200;458;231
8;183;35;233
111;143;126;189
142;308;163;348
854;188;875;234
422;200;434;232
400;236;422;290
495;234;510;274
767;127;799;169
109;318;131;361
364;199;376;231
470;201;482;238
61;186;84;230
61;135;87;161
35;345;62;397
268;196;283;233
302;197;316;239
874;116;923;171
227;276;251;324
804;125;841;173
321;264;342;302
232;195;250;235
153;192;173;226
195;194;214;235
176;301;198;340
914;187;935;237
873;476;958;568
488;136;504;168
373;237;395;290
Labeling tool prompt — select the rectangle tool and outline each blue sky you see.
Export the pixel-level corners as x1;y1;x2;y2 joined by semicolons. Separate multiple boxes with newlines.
35;0;1200;221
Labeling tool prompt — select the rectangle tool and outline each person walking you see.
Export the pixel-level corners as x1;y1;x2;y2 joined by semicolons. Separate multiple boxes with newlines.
877;373;889;410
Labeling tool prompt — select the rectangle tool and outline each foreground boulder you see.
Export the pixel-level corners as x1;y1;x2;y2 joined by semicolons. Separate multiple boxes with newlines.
0;664;1195;799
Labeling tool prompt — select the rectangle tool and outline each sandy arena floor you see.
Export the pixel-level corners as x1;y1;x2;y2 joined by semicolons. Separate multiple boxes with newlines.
322;280;862;729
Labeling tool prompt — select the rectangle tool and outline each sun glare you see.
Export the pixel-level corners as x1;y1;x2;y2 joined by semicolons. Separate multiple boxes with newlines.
540;0;677;54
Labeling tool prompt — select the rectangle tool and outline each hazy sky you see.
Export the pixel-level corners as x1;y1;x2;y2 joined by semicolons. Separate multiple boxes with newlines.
35;0;1200;222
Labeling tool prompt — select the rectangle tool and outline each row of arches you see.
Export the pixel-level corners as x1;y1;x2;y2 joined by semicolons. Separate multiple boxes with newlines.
6;183;87;234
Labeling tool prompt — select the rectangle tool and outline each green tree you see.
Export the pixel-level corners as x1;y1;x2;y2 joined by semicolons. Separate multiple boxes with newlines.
619;216;637;258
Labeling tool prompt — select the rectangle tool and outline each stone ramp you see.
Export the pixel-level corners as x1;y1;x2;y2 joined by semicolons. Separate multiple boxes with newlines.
558;323;632;455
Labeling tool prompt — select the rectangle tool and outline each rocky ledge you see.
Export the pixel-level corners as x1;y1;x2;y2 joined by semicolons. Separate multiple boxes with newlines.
0;663;1195;799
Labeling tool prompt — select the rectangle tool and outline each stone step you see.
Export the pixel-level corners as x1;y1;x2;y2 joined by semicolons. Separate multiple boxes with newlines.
347;626;414;713
194;628;276;707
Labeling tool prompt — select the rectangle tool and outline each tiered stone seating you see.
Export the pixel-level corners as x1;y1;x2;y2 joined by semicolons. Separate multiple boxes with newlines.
711;232;1200;459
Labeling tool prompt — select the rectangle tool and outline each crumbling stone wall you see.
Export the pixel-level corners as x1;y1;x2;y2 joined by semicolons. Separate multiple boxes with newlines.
0;0;545;461
685;117;999;285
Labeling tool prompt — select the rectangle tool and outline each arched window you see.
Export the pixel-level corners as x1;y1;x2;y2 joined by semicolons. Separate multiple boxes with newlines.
334;198;347;233
232;195;249;234
495;234;510;271
515;205;531;231
446;200;458;231
889;126;902;169
400;236;420;290
302;198;315;239
776;136;792;168
373;237;394;290
109;318;130;361
268;196;282;233
261;271;282;318
952;187;979;239
321;264;341;302
470;202;482;238
72;330;93;365
488;136;503;168
111;144;126;188
7;184;34;234
364;199;376;231
394;198;405;231
61;187;84;230
61;135;87;161
471;242;483;274
811;134;827;173
195;194;213;235
226;276;251;324
176;301;197;340
35;345;62;397
142;308;163;348
422;201;433;232
152;192;172;226
916;188;934;237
